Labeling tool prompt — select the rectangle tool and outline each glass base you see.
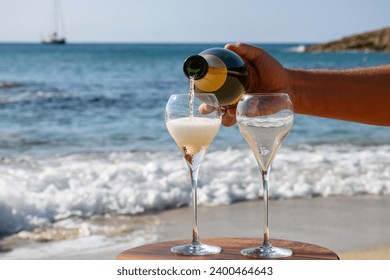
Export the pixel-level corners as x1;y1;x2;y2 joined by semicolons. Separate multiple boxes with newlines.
241;245;293;259
171;242;221;256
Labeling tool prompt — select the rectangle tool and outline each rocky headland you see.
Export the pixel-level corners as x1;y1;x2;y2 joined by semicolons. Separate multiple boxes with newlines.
305;27;390;52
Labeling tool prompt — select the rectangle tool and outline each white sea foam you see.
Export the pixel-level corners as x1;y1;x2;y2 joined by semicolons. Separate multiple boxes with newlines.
0;144;389;235
287;45;306;53
0;90;62;105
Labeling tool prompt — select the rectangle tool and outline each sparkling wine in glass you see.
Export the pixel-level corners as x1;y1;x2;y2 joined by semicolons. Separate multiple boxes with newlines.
236;93;294;258
165;93;222;255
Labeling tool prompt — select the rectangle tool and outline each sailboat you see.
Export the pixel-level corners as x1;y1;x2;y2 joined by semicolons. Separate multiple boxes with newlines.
42;0;66;44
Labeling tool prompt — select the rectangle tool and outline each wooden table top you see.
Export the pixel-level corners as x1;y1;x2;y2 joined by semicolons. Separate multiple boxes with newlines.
116;238;339;260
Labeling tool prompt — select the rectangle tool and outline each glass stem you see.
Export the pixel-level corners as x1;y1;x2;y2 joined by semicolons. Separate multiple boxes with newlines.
190;166;200;244
261;166;271;247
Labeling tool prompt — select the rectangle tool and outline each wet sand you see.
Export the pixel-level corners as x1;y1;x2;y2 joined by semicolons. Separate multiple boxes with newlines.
153;195;390;260
95;195;390;260
1;195;389;260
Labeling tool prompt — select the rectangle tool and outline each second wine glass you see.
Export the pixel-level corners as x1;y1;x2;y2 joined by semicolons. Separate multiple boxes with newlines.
165;93;222;255
236;93;294;258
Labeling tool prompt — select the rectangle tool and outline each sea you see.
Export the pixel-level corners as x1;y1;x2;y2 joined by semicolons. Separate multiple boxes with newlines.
0;43;390;258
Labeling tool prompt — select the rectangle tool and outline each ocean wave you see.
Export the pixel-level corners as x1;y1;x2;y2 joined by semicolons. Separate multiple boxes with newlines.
0;82;22;89
0;144;389;236
287;45;306;53
0;89;65;105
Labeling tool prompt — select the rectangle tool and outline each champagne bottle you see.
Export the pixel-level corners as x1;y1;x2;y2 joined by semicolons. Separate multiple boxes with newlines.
183;47;248;107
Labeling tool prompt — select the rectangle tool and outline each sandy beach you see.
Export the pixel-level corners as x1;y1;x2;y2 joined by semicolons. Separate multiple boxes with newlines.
2;195;388;260
153;195;390;260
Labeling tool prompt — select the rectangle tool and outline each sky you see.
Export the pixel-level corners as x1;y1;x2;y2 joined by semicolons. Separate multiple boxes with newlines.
0;0;389;43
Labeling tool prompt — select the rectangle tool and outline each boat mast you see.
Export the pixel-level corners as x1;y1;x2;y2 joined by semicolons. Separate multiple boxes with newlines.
42;0;66;43
54;0;66;37
54;0;58;35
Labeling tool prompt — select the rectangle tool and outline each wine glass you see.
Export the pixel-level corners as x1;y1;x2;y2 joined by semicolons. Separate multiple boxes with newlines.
236;93;294;258
165;93;222;255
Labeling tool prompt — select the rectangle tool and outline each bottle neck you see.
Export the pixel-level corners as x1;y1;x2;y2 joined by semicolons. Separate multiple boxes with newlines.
183;55;208;80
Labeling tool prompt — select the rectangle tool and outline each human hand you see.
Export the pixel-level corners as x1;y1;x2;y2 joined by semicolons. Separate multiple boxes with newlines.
219;43;291;126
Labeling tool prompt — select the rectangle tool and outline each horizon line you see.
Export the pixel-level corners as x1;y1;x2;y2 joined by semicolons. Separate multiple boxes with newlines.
0;41;315;45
